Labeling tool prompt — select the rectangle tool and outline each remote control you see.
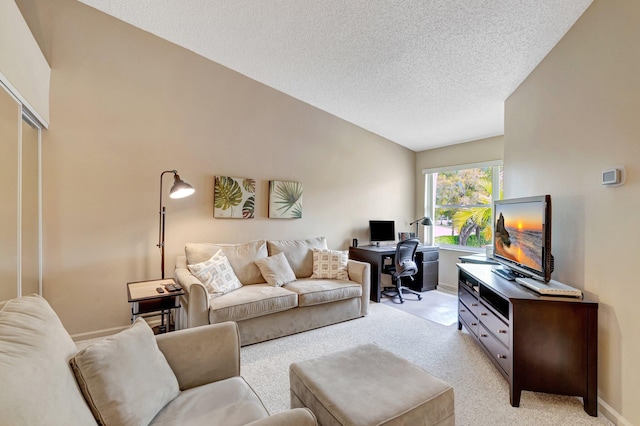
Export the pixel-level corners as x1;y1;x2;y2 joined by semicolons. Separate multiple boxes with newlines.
156;287;165;293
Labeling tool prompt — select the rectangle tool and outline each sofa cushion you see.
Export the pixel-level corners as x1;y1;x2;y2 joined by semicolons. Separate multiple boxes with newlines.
285;279;363;307
310;248;349;280
267;237;327;278
208;284;298;323
186;240;268;285
188;250;243;298
150;376;268;426
70;318;180;426
0;295;98;426
254;252;297;287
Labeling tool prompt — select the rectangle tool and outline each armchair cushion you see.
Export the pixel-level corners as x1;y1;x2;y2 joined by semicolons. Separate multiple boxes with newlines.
70;318;179;426
254;252;297;287
0;295;98;426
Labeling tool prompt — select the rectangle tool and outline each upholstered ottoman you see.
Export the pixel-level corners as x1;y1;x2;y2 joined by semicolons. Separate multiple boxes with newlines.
289;343;454;426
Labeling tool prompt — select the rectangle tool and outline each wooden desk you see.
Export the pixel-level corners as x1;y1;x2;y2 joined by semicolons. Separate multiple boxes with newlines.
349;244;439;302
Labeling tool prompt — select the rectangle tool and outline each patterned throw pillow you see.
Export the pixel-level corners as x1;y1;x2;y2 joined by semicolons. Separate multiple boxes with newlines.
188;250;242;298
310;248;349;280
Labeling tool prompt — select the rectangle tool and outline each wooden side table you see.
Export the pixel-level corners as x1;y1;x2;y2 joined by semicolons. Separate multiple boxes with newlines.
126;278;185;333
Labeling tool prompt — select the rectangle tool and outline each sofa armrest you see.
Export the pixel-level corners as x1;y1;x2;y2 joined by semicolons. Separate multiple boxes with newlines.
347;259;371;316
244;408;317;426
175;258;210;328
155;321;240;390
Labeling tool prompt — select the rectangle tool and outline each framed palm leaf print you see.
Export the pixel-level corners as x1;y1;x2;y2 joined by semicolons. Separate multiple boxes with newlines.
269;180;303;219
214;176;255;218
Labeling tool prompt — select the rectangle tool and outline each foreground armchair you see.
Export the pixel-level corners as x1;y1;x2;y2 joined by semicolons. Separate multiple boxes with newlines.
0;294;316;426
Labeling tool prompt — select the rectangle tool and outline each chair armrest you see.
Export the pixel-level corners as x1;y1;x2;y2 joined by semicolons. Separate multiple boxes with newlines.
347;259;370;316
175;262;210;328
244;408;317;426
155;321;240;390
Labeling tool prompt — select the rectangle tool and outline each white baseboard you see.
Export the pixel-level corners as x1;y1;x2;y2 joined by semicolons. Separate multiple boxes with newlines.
71;318;163;342
436;282;457;295
598;397;631;425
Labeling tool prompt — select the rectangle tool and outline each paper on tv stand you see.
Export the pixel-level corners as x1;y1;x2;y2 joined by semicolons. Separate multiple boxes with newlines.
515;277;583;298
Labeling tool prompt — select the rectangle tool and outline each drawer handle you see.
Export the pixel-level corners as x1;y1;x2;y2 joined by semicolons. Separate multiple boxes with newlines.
480;333;488;338
480;312;488;316
497;354;507;359
498;330;508;334
472;303;479;307
460;309;466;313
471;322;478;326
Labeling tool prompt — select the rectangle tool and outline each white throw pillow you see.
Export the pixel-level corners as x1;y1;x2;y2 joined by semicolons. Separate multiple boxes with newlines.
310;248;349;280
70;318;179;426
254;252;297;287
188;249;243;297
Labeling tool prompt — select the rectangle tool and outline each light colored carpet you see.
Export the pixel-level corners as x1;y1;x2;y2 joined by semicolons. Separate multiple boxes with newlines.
382;288;459;326
241;302;612;425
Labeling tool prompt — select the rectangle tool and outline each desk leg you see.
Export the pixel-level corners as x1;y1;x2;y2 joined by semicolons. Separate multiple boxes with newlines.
131;301;138;323
158;309;167;334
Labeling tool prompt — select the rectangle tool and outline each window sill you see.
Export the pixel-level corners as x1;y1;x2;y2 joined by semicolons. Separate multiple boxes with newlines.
436;245;485;254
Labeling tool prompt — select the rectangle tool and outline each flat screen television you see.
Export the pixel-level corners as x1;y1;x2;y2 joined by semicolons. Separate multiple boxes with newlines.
491;195;554;282
369;220;395;243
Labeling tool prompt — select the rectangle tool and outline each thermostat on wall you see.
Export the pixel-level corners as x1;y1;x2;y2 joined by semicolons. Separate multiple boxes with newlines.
602;168;622;185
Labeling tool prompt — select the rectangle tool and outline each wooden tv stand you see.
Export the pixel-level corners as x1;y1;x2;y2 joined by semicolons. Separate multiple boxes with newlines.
457;263;598;416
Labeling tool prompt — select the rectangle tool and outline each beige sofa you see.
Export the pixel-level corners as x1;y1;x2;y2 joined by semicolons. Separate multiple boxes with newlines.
0;294;316;426
175;237;371;345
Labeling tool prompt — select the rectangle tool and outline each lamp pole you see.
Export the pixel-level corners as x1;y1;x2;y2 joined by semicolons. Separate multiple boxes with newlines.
157;170;195;279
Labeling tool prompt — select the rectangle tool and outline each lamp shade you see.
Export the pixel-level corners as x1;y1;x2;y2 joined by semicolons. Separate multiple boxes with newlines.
410;216;432;226
169;174;195;199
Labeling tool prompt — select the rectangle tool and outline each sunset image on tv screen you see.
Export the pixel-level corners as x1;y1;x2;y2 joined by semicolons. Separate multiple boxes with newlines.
494;201;543;272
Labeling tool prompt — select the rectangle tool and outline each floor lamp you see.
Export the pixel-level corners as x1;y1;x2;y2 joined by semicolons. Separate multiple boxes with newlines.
409;217;432;242
158;170;195;279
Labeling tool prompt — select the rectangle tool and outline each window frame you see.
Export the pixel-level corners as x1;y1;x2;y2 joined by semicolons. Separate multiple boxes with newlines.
422;160;503;250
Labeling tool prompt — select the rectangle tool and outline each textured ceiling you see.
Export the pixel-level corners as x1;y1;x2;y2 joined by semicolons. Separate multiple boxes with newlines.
77;0;593;151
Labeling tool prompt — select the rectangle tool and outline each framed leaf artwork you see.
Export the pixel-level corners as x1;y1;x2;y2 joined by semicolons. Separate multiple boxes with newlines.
269;180;303;219
214;176;255;218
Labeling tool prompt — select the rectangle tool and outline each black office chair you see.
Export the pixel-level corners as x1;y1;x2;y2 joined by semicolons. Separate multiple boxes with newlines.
381;238;422;304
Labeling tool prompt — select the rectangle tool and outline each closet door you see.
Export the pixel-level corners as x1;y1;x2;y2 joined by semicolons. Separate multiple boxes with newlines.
21;116;41;296
0;88;19;300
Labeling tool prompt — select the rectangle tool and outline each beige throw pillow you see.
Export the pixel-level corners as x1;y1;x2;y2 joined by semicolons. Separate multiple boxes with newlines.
254;252;297;287
70;318;179;426
310;248;349;280
188;250;243;298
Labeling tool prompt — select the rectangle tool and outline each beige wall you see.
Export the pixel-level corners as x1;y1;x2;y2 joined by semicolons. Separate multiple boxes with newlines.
505;0;639;423
0;0;49;125
17;0;416;337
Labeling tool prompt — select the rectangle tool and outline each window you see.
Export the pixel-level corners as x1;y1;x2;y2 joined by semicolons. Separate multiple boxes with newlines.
423;161;503;249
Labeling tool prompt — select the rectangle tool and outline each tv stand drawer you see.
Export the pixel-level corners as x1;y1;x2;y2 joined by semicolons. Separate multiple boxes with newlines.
479;302;510;348
459;286;479;316
459;304;478;337
479;324;511;377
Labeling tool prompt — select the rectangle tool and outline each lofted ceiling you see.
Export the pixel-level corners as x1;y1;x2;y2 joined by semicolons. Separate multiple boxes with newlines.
77;0;593;152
